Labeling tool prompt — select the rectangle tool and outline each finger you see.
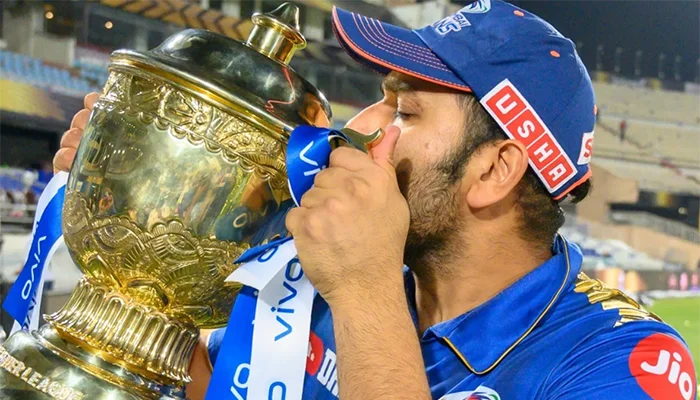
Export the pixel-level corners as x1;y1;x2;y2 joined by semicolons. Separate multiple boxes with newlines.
53;147;77;173
84;92;100;110
299;187;336;209
313;167;352;189
370;125;401;174
60;127;83;149
328;146;371;171
70;108;92;131
285;207;306;236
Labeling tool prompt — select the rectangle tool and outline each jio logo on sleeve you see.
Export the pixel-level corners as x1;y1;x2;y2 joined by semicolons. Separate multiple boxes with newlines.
629;333;696;400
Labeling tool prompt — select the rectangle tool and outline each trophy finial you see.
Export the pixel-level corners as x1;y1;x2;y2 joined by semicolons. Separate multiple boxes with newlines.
246;2;307;65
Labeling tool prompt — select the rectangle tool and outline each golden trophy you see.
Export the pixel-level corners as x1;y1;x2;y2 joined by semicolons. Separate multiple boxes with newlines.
0;4;378;399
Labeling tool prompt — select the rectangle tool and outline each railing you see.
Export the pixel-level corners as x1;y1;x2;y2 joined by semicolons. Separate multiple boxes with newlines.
610;211;700;244
0;203;35;227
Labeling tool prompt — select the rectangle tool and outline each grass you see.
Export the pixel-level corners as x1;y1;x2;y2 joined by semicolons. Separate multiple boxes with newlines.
649;296;700;379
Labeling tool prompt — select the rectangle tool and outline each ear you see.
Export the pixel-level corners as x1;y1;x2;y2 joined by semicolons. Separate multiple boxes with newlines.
465;139;529;209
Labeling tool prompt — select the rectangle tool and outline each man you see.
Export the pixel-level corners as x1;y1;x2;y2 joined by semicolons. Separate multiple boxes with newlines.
620;119;628;141
55;1;696;399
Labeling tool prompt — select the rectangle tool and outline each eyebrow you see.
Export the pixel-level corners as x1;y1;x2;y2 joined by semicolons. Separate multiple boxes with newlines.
381;74;415;94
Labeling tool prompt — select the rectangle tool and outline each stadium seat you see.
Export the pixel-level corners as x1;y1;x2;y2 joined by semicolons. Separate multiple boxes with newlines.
0;50;96;95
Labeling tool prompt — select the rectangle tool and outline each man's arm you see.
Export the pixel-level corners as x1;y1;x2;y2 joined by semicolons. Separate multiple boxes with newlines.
185;329;217;400
329;275;431;400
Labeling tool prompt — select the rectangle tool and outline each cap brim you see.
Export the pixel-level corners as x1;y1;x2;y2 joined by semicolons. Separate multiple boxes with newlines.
332;7;471;92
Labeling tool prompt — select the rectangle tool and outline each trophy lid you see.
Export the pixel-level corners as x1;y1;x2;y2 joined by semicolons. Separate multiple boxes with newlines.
109;3;332;135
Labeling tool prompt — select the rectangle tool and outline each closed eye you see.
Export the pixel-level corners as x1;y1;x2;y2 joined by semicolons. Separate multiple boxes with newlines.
394;111;414;121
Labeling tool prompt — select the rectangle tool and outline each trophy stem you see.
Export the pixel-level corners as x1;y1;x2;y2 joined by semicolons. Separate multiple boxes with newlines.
44;278;199;385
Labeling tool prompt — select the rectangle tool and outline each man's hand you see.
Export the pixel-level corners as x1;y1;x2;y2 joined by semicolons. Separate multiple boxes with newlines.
285;125;408;305
53;92;100;173
286;126;431;399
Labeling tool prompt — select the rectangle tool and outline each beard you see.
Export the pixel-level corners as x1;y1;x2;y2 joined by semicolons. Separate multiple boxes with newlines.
396;156;464;278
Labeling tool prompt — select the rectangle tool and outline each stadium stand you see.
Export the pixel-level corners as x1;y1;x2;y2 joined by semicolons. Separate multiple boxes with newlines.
594;157;699;195
594;81;700;126
75;59;109;90
0;49;100;95
598;116;700;167
591;80;700;198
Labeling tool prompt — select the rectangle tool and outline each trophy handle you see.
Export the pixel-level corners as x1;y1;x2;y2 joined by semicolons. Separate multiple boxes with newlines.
335;128;385;152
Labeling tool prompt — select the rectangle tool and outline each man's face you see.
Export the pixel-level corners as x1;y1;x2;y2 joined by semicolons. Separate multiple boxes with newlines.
345;72;471;268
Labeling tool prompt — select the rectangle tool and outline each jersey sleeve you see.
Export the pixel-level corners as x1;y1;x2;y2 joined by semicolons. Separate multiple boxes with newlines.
543;321;697;400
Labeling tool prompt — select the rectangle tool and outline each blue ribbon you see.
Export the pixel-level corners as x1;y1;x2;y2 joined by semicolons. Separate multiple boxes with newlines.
206;125;348;399
286;126;351;207
206;286;257;400
3;185;66;329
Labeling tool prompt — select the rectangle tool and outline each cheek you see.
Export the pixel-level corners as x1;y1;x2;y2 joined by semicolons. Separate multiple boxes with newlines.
393;127;443;170
393;130;434;196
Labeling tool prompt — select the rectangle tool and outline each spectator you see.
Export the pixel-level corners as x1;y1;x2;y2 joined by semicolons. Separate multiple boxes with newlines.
37;160;54;186
619;119;627;141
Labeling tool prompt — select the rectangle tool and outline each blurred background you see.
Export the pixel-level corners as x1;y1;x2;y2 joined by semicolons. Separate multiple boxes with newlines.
0;0;698;372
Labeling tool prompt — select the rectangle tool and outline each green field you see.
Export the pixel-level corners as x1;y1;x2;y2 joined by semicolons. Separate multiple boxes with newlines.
649;296;700;378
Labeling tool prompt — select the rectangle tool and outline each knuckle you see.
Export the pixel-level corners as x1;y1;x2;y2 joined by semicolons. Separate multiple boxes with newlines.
304;213;325;236
328;148;344;166
324;197;343;213
313;169;330;185
299;191;315;208
285;208;308;235
329;146;354;166
347;178;369;197
284;209;298;230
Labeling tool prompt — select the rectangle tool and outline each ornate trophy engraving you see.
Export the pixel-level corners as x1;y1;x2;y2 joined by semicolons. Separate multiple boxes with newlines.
0;4;341;399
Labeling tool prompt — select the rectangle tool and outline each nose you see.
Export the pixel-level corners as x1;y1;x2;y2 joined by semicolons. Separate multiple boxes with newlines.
344;101;394;135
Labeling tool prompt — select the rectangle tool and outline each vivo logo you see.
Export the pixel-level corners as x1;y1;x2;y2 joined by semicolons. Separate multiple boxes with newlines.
641;350;694;400
271;258;304;342
230;363;250;400
268;381;287;400
300;141;325;177
21;236;46;301
228;365;288;400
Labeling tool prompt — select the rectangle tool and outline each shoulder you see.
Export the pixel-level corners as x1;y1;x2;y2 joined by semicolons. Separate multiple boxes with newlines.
539;273;696;400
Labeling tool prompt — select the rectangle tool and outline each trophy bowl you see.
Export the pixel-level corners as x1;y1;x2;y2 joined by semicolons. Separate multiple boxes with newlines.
0;4;334;399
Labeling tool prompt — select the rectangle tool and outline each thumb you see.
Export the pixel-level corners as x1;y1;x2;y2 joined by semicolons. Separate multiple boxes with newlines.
370;125;401;173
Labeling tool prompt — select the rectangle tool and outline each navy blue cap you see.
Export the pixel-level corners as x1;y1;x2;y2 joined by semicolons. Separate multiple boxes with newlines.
332;0;596;200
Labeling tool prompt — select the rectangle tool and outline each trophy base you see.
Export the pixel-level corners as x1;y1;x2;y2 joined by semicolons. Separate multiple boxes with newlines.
0;325;185;399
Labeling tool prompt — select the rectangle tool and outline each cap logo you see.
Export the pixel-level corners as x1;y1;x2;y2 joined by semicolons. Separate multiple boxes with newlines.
432;13;471;35
481;79;577;193
462;0;491;14
577;131;595;165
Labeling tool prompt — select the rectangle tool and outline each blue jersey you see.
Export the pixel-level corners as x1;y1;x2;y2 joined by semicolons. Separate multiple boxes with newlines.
208;236;697;399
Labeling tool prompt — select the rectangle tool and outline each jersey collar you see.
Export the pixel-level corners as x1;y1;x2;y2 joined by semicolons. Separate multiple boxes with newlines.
408;234;583;375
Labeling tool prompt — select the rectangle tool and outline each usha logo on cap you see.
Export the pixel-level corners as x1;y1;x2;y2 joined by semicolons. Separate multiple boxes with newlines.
481;79;577;193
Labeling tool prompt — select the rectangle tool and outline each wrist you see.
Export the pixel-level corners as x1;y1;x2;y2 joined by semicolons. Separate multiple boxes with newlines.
325;266;406;314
